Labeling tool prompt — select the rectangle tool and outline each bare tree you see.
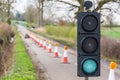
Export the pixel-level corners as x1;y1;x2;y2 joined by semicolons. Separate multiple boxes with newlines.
51;0;120;25
56;0;120;13
0;0;15;24
33;0;53;27
33;0;45;27
22;5;37;23
43;1;56;25
30;0;120;26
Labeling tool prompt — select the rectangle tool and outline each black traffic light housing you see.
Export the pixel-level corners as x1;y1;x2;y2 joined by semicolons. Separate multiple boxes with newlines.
78;56;100;76
77;12;100;77
78;12;100;33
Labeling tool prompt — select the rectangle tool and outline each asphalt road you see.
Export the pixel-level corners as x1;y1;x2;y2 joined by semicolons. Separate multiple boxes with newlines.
17;24;120;80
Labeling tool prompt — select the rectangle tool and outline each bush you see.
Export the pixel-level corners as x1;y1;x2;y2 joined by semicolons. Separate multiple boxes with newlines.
0;23;15;77
7;17;11;25
36;25;120;60
58;19;68;26
101;36;120;60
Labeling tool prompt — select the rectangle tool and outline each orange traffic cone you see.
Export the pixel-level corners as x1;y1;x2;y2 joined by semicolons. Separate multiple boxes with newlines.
39;38;43;47
31;34;35;41
108;62;117;80
48;41;52;53
30;34;33;40
43;39;47;50
33;36;37;43
36;36;39;45
32;37;35;41
62;46;68;63
54;43;59;57
37;36;40;46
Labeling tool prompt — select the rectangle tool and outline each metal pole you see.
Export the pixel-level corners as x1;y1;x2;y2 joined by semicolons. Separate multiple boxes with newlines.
85;77;88;80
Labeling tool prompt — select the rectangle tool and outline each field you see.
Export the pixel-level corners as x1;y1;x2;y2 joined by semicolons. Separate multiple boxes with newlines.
101;27;120;39
44;25;120;40
33;25;120;62
34;25;77;49
1;32;37;80
34;25;120;48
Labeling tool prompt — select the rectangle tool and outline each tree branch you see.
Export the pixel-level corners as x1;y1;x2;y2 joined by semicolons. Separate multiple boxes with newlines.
101;8;112;11
94;0;120;11
57;0;79;8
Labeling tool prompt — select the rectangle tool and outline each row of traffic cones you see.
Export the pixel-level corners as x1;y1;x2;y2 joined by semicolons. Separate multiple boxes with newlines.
28;31;118;79
29;33;69;63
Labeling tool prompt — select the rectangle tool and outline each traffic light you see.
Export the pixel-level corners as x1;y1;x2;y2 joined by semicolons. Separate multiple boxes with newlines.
77;12;100;77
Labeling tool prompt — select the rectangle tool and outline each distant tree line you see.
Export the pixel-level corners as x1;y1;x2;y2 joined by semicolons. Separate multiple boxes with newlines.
18;0;120;27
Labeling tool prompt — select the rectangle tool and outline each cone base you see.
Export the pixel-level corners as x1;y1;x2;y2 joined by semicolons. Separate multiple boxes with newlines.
62;57;68;63
40;44;43;47
38;43;41;46
35;40;37;44
54;52;59;57
43;46;46;49
48;48;52;53
37;42;39;45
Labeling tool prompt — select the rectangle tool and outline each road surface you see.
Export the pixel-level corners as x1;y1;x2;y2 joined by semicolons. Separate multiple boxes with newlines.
17;24;120;80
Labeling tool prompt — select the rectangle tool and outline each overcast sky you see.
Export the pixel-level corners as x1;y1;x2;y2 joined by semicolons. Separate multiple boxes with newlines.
12;0;29;13
12;0;120;24
12;0;78;13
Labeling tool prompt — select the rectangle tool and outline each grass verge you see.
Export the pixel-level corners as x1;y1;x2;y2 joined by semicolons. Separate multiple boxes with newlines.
0;31;38;80
32;25;120;49
34;31;76;49
31;25;120;62
32;25;77;49
18;21;120;48
101;27;120;39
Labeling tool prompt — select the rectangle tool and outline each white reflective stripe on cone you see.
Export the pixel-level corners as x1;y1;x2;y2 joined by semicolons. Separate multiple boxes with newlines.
43;41;46;46
54;47;58;52
40;40;42;44
63;50;67;57
48;44;51;49
37;39;39;42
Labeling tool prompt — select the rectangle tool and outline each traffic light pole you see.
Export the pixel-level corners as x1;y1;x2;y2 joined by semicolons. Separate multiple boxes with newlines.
85;77;88;80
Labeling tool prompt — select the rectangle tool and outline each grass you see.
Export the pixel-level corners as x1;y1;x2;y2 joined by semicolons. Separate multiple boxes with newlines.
33;25;77;49
44;25;120;40
12;20;37;29
0;32;38;80
101;27;120;39
33;25;120;49
13;20;120;40
30;24;120;61
44;25;77;40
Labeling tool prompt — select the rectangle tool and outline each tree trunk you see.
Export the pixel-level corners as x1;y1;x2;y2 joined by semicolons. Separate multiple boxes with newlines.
8;0;10;17
76;0;84;17
38;0;41;27
41;0;44;27
38;0;43;27
38;9;41;27
7;0;11;25
94;0;111;11
79;0;84;12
